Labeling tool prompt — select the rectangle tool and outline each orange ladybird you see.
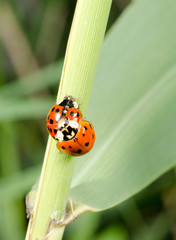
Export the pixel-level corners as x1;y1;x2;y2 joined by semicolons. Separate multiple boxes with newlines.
47;96;95;156
46;96;82;141
57;120;95;156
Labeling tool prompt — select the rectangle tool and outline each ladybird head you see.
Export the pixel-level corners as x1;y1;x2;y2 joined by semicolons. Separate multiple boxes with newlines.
58;96;79;109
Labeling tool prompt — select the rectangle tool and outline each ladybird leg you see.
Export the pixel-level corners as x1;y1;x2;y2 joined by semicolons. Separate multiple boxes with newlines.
76;97;83;108
55;143;63;154
78;102;83;108
69;96;82;108
58;149;63;155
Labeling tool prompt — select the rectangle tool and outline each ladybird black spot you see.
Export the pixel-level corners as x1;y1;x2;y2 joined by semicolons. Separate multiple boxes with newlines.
50;119;53;124
84;126;88;130
89;123;92;129
77;149;82;153
77;112;79;117
52;107;55;112
83;134;85;137
69;146;72;148
85;142;89;146
70;111;74;117
55;108;59;113
49;128;52;133
61;146;65;149
92;134;94;139
54;129;57;134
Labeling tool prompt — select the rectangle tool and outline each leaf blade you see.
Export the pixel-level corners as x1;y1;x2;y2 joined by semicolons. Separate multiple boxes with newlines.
70;0;176;211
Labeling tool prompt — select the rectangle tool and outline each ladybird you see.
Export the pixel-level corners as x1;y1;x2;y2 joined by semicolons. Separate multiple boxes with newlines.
57;120;95;156
46;96;82;140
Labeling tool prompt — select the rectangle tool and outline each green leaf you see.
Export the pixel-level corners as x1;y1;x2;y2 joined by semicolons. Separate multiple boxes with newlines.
69;0;176;211
95;225;128;240
0;165;40;202
0;60;62;99
0;98;54;121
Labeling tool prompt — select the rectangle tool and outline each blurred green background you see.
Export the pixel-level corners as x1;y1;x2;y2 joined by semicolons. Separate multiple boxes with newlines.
0;0;175;239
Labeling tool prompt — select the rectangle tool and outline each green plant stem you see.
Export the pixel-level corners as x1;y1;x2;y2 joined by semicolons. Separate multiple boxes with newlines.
25;0;112;239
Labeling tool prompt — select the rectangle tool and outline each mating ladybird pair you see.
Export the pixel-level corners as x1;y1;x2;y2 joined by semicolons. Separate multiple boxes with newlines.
46;96;95;156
